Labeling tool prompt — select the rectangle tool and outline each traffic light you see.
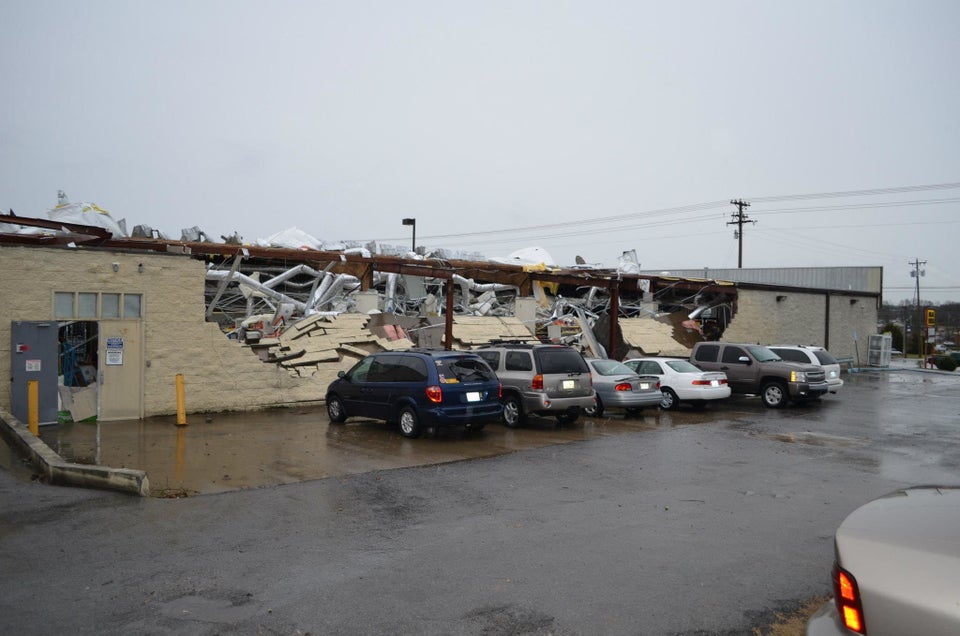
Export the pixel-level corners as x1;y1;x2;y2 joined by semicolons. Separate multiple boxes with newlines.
926;308;936;327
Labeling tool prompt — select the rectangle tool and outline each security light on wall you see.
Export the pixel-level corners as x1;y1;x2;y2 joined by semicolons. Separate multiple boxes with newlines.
776;295;787;302
112;262;119;272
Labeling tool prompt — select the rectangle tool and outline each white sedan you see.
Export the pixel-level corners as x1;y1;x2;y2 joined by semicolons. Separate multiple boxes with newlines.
623;357;731;410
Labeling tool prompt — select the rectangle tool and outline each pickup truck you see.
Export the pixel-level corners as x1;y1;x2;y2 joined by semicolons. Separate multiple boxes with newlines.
690;342;829;408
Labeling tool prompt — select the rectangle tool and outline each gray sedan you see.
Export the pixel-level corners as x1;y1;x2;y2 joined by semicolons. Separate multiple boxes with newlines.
583;358;661;417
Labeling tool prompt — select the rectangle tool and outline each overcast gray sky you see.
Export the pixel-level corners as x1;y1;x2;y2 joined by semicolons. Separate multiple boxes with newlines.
2;1;958;304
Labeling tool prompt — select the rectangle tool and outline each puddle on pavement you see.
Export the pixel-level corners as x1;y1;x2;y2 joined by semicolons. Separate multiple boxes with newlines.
765;431;863;447
34;406;693;497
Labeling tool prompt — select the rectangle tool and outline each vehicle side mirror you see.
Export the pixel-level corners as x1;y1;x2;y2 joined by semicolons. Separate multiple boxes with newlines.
337;370;347;379
738;356;751;365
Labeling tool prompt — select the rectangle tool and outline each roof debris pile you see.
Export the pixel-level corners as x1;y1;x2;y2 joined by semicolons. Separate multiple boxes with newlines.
1;194;747;361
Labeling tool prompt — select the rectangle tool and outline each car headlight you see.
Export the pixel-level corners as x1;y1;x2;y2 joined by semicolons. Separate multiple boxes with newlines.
790;371;807;382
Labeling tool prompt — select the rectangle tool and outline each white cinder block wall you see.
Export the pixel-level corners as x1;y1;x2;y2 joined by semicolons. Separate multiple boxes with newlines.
720;289;877;361
0;246;322;417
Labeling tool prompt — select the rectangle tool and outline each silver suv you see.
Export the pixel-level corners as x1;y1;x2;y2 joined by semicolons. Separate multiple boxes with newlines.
475;342;596;427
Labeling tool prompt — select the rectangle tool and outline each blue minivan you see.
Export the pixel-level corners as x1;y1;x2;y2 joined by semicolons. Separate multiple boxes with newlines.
325;350;503;438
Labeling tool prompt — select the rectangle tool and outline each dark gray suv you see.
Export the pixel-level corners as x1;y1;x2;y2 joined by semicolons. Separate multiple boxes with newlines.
474;342;596;427
325;350;503;438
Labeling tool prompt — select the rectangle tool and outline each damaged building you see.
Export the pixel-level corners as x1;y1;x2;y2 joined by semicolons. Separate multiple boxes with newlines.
0;210;881;425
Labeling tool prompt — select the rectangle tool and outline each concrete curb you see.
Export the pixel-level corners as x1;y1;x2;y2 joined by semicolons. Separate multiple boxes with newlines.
848;364;958;376
0;408;149;497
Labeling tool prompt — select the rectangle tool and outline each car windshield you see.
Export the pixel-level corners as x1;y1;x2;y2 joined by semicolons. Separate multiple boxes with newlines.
747;345;781;362
665;359;701;373
590;359;636;376
437;356;497;383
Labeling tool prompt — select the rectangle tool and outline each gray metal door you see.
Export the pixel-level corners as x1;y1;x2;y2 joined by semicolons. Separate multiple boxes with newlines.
10;321;59;425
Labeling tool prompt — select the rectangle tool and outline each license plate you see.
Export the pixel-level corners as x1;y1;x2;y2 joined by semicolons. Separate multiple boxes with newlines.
711;380;719;387
562;380;575;390
466;392;481;402
639;383;650;390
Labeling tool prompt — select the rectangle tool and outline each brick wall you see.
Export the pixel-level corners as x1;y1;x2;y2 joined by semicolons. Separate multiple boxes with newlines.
721;288;877;361
0;246;322;417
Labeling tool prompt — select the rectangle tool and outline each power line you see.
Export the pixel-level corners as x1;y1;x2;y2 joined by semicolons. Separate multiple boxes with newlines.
746;181;960;203
756;196;960;216
431;211;728;248
408;201;728;242
378;181;960;243
370;179;960;263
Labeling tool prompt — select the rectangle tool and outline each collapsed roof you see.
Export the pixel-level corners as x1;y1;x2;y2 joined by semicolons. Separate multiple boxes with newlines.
0;195;873;360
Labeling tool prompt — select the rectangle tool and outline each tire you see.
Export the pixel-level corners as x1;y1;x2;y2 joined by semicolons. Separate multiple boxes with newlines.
397;406;422;438
502;395;525;428
326;395;347;423
659;388;679;411
584;397;604;418
556;407;580;425
761;381;789;408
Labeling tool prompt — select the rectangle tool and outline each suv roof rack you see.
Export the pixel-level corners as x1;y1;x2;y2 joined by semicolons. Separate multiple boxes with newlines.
478;338;545;347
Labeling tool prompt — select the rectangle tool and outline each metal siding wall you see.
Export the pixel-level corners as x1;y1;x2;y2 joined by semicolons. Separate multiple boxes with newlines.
642;267;882;294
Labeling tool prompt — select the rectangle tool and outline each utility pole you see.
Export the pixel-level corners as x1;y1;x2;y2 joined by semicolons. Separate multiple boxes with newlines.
727;199;755;268
910;258;926;359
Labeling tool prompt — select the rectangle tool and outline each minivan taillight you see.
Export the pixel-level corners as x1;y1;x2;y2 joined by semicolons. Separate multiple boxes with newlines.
498;382;503;399
832;563;866;634
426;385;442;404
531;374;544;390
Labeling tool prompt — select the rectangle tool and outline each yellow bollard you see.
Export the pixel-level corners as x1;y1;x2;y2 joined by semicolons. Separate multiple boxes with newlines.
27;380;39;436
175;426;186;483
175;373;187;426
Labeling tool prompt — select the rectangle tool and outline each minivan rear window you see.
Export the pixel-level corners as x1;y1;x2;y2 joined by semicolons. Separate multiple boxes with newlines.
538;348;588;374
375;355;428;382
437;356;498;383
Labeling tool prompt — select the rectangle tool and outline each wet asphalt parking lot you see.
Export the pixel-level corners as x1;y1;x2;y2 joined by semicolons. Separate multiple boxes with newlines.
1;364;958;634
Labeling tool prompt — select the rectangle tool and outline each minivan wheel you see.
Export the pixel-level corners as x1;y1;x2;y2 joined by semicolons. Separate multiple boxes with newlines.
502;395;525;428
398;406;422;438
327;395;347;423
761;381;788;408
659;388;679;411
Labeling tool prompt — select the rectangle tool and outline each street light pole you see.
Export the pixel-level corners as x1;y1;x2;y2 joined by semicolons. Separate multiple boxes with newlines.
402;218;416;253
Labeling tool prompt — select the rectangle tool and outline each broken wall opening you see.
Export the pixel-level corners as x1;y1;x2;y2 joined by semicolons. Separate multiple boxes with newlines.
58;321;99;423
